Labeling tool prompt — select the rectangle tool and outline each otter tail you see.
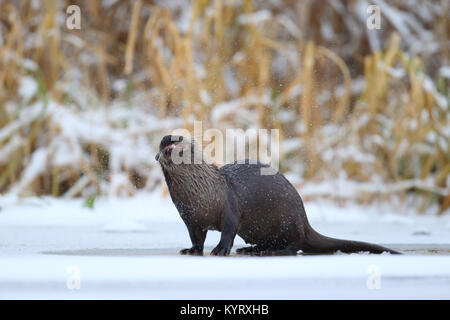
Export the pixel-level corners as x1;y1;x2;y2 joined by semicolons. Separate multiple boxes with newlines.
302;229;401;255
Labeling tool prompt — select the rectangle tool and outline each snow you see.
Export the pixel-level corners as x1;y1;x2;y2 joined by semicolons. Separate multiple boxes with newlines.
0;192;450;299
13;148;48;192
199;89;212;105
440;66;450;79
7;96;184;196
238;10;272;25
421;74;448;110
19;76;38;101
300;178;449;200
3;255;450;299
102;218;148;233
0;101;48;143
282;138;300;154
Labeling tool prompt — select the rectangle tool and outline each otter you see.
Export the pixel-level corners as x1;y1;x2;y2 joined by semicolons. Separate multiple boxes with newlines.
155;135;400;256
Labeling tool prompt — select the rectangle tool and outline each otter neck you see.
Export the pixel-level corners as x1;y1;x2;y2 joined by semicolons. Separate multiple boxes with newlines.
162;161;227;224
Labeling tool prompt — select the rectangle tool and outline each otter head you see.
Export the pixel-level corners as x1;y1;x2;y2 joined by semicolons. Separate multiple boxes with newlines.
155;135;202;168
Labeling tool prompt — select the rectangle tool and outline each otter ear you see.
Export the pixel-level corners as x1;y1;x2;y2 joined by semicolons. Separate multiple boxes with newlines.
155;151;161;161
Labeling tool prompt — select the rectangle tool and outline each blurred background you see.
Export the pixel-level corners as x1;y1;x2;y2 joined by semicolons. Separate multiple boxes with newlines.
0;0;448;214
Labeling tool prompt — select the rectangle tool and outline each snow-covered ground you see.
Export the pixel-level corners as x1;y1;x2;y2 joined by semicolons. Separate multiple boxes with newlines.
0;192;450;299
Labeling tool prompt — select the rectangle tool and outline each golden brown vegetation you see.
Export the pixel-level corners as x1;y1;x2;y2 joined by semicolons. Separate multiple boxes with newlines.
0;0;448;213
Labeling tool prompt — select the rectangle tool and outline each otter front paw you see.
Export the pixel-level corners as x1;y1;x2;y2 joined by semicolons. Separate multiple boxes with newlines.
179;246;203;256
211;243;231;256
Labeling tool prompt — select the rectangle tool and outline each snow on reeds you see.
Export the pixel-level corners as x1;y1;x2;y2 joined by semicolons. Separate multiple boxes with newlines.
0;0;448;213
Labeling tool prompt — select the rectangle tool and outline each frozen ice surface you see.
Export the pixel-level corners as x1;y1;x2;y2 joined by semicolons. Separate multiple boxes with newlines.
0;192;449;299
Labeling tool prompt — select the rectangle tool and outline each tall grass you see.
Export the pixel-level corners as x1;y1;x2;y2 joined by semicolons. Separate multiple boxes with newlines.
0;0;448;213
